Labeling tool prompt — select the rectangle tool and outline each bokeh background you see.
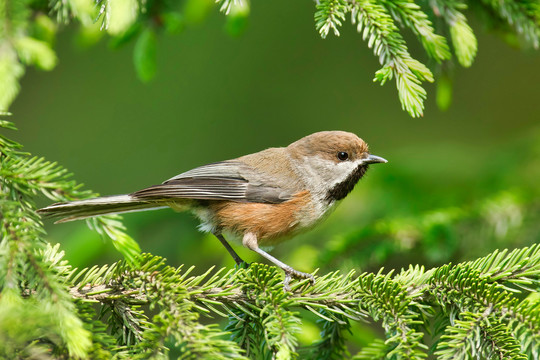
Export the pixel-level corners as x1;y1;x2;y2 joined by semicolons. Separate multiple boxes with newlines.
8;0;540;347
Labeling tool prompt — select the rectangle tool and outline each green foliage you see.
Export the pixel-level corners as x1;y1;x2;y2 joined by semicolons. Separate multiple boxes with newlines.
351;0;436;117
314;0;537;116
431;0;477;67
1;118;540;358
320;191;538;270
0;145;91;357
0;119;140;263
0;0;539;115
9;244;540;359
302;312;351;359
428;245;540;359
133;28;158;82
315;0;348;38
0;118;139;357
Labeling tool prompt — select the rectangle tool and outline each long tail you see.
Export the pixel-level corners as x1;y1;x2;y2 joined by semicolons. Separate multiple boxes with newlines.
37;195;167;223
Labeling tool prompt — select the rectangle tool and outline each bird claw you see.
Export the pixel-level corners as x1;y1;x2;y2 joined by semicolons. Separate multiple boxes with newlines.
282;267;315;292
283;273;292;292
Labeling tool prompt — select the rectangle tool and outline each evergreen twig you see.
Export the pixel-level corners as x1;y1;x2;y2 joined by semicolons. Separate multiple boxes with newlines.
1;0;539;115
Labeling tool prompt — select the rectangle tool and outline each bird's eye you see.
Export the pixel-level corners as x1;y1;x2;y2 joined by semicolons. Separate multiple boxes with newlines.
337;151;349;161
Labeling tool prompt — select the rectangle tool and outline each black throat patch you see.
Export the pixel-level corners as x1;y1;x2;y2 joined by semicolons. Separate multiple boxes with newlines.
325;165;369;202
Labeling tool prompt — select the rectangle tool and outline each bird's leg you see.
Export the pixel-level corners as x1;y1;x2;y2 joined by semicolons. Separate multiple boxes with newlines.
242;232;315;291
213;233;248;266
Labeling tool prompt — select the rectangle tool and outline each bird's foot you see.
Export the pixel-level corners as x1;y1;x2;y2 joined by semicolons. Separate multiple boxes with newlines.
282;267;315;292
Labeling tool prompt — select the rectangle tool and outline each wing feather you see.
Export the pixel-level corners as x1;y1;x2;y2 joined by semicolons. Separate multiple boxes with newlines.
131;161;293;203
166;161;246;181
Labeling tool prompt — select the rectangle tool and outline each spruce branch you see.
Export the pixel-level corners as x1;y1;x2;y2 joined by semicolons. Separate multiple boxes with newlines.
481;0;540;48
350;0;434;117
430;0;478;66
0;204;92;358
315;0;349;38
2;0;540;115
302;312;352;359
227;308;267;359
355;271;428;359
0;120;140;263
216;0;247;15
0;0;56;110
0;119;142;357
76;301;134;359
8;236;540;359
352;338;388;359
509;296;540;359
63;243;540;359
467;244;540;291
435;311;527;360
428;250;540;359
238;265;302;359
380;0;450;62
1;120;95;357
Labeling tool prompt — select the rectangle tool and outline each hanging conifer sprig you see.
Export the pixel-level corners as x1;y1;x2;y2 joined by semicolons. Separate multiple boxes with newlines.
314;0;539;116
1;0;539;115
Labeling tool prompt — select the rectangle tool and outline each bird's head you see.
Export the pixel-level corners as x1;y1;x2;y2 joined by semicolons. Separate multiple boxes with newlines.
287;131;387;201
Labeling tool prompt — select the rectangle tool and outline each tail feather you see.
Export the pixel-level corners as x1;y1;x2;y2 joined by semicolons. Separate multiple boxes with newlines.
37;194;167;223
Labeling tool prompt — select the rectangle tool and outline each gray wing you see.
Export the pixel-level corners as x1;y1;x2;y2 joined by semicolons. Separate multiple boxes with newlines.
131;161;293;204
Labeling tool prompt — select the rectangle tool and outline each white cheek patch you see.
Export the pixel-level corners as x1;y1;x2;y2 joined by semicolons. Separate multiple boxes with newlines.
329;160;362;187
295;156;363;197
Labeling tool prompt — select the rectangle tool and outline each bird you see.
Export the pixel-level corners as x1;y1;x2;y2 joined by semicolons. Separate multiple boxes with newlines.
38;131;387;290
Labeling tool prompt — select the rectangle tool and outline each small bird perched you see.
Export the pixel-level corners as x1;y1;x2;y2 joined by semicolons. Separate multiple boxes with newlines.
38;131;387;289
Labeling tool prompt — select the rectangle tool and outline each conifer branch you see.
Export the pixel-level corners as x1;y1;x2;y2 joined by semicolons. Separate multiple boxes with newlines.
216;0;246;15
380;0;450;62
352;338;388;359
430;0;478;67
435;311;527;360
227;308;267;358
302;313;351;359
1;0;539;115
64;244;540;359
0;119;140;263
315;0;349;38
481;0;540;48
1;119;93;357
350;0;434;117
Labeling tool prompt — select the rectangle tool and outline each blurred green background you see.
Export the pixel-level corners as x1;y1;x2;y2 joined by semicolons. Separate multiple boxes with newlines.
10;0;539;291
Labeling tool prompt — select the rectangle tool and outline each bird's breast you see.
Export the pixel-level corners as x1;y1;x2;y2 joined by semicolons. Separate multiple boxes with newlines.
205;190;329;246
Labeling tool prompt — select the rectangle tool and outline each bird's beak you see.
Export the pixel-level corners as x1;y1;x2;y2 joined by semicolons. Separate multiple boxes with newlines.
363;154;388;164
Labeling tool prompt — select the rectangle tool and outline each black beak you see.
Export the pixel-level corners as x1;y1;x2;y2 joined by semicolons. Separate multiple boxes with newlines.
363;154;388;164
